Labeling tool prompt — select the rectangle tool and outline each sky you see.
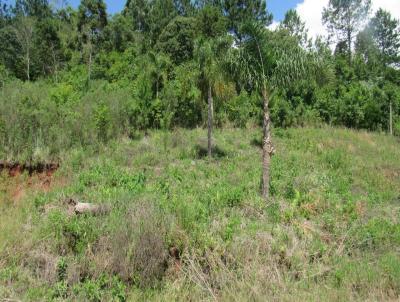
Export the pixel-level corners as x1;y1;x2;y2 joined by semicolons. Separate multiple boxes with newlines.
65;0;300;19
67;0;124;15
5;0;400;40
63;0;298;18
291;0;400;40
43;0;298;17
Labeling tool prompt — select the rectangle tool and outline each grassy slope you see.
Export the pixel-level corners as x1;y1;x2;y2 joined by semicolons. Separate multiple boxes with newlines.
0;127;399;301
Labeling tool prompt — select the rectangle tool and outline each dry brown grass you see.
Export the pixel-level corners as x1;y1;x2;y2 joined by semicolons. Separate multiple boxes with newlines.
93;200;169;287
24;250;59;284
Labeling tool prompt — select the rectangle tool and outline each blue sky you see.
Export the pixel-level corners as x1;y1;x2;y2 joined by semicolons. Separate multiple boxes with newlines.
6;0;399;39
5;0;400;42
66;0;125;15
5;0;301;20
268;0;300;21
69;0;300;20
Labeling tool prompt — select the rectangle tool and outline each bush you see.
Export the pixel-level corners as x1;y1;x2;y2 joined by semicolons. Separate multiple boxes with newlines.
0;63;9;88
226;91;254;128
394;119;400;136
271;95;295;128
162;63;202;128
0;80;135;162
94;103;111;142
0;81;55;162
101;201;169;288
43;210;100;255
353;218;400;251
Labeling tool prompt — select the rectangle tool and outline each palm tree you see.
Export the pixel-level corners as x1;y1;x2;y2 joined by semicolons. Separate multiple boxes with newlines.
148;51;171;100
230;22;311;201
194;37;231;158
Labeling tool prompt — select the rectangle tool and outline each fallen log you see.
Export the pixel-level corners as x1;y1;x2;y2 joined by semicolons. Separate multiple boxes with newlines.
74;202;111;215
63;198;111;215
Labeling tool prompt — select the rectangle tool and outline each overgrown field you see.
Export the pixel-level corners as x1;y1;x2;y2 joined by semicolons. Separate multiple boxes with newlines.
1;127;399;301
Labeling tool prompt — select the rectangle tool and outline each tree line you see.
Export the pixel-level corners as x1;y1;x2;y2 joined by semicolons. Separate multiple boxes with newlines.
0;0;399;201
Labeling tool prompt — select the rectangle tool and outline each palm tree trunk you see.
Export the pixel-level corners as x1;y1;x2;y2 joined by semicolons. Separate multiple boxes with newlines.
51;44;58;82
27;50;30;81
88;49;92;84
156;78;159;99
389;100;393;136
87;30;93;86
207;82;213;158
347;29;352;65
261;87;274;201
346;13;352;65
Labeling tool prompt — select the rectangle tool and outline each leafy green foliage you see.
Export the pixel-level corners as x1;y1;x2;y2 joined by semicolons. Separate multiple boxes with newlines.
226;91;257;127
280;9;309;47
370;8;400;66
0;0;397;139
223;0;272;41
157;16;196;65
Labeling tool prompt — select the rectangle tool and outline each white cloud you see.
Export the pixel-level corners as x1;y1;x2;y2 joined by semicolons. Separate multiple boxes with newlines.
295;0;400;41
371;0;400;20
268;20;281;31
296;0;328;40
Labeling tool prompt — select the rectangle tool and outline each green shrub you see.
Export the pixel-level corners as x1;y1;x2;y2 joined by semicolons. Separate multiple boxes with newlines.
77;164;146;196
74;280;102;302
354;218;400;251
50;83;79;107
271;95;296;128
394;119;400;136
94;103;111;142
226;91;254;128
162;63;202;128
70;275;126;302
43;210;100;255
0;80;137;162
0;63;9;88
52;281;68;299
322;149;348;171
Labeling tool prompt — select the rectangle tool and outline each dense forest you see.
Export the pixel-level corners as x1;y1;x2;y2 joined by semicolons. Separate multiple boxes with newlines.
0;0;400;300
0;0;399;157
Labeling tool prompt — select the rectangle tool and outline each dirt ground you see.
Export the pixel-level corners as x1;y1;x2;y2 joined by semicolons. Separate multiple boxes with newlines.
0;163;60;204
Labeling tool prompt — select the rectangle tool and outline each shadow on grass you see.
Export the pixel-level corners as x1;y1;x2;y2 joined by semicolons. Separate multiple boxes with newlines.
194;144;228;159
250;137;263;149
251;129;292;149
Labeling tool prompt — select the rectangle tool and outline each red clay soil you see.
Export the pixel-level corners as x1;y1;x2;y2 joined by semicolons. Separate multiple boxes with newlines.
0;161;60;203
0;161;59;177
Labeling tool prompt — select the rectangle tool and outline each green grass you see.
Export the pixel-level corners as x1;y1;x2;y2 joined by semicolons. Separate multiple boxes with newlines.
0;126;399;301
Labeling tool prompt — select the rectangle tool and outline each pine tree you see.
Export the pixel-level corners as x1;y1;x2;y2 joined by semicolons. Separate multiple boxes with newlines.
323;0;371;64
370;9;400;67
77;0;108;83
280;9;309;48
223;0;272;41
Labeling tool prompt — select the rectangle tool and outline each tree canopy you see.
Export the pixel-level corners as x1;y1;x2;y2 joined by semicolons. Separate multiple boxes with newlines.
0;0;398;135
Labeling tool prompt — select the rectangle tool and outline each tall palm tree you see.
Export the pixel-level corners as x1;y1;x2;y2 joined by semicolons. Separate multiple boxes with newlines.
230;22;311;201
194;37;231;158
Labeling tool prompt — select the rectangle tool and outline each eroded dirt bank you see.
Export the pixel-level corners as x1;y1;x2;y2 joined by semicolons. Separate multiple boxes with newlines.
0;162;60;203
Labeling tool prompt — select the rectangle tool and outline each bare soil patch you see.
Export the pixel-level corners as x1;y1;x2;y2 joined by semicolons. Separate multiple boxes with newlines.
0;161;59;177
0;161;60;203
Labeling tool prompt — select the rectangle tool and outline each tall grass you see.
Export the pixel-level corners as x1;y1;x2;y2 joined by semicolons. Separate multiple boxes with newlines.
0;80;134;163
0;127;399;301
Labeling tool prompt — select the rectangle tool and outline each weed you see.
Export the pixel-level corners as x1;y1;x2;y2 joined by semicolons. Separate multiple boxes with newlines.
0;127;399;301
